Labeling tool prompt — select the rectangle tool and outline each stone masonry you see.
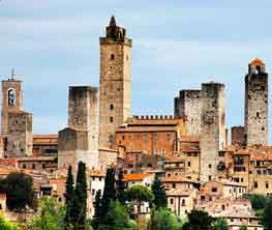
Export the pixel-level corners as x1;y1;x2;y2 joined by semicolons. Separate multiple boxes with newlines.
200;83;226;182
99;16;132;149
244;58;268;146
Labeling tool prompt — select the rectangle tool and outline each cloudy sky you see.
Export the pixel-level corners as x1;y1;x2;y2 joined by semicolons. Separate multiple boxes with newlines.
1;0;272;136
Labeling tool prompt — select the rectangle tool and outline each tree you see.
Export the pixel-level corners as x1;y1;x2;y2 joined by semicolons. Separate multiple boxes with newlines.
0;215;18;230
149;208;182;230
71;161;87;230
151;175;167;209
64;166;74;230
5;172;35;211
243;194;267;210
186;210;213;230
116;168;126;205
263;198;272;230
212;217;228;230
100;167;116;216
239;225;248;230
27;196;65;230
92;190;102;230
126;185;154;217
97;200;136;230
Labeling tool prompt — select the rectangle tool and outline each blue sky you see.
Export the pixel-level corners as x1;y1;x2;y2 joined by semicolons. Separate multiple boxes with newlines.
1;0;272;136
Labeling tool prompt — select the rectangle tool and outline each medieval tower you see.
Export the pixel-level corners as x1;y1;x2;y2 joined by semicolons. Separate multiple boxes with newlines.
245;58;268;146
99;16;132;149
200;83;226;182
1;73;33;157
58;86;99;169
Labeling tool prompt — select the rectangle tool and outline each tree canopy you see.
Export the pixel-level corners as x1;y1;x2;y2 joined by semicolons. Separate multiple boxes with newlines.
4;172;35;211
263;198;272;229
149;208;182;230
151;175;167;209
186;210;213;230
212;217;228;230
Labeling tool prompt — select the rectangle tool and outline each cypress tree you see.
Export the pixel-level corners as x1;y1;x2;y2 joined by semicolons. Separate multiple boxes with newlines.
92;189;102;230
116;168;126;205
64;166;74;230
100;167;116;216
151;175;167;209
71;161;87;230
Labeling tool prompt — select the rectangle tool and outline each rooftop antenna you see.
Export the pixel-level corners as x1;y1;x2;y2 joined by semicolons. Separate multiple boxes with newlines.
11;68;15;80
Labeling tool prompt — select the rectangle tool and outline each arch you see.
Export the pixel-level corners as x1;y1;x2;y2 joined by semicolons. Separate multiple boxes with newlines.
7;88;16;106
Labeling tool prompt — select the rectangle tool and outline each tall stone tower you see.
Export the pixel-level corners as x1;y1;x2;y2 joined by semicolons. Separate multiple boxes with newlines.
1;72;33;157
99;16;132;149
174;90;202;136
245;58;268;146
200;83;226;182
58;86;99;169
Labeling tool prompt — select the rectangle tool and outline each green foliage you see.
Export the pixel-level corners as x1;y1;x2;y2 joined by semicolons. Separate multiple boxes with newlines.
92;190;102;230
151;175;167;209
100;167;116;216
243;194;268;210
126;185;154;204
64;166;74;230
5;172;35;211
263;198;272;229
97;200;134;230
71;161;87;230
149;208;182;230
255;209;264;218
116;168;126;205
186;210;213;230
239;224;248;230
27;196;65;230
0;215;18;230
212;217;228;230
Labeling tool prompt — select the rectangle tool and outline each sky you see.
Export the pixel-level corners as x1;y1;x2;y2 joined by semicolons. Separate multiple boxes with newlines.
1;0;272;136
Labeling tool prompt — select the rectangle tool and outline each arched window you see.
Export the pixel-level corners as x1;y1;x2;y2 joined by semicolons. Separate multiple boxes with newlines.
8;88;15;106
110;104;114;110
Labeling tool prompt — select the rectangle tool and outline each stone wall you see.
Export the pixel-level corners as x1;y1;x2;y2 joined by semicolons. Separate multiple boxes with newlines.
245;59;268;146
99;18;132;149
200;83;225;182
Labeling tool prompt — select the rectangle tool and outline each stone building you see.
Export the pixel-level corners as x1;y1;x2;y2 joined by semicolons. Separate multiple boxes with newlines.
245;58;268;146
58;86;99;169
200;83;226;182
1;75;33;158
174;90;202;136
99;16;132;149
231;126;246;146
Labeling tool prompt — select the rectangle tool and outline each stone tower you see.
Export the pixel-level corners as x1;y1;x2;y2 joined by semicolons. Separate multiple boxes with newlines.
1;73;33;157
174;90;202;136
245;58;268;146
99;16;132;149
58;86;99;169
200;83;226;182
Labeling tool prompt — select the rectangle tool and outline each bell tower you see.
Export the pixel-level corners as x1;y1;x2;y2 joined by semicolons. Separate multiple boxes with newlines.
1;70;23;136
99;16;132;149
245;58;268;146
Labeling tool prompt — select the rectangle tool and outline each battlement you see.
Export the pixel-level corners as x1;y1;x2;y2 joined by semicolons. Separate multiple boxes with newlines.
132;115;181;120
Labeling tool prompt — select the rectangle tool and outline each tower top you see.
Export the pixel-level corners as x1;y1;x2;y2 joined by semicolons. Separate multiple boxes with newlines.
248;58;266;74
109;15;116;27
250;58;265;66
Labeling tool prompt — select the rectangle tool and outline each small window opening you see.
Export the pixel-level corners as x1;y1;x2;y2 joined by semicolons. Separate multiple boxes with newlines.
110;54;115;60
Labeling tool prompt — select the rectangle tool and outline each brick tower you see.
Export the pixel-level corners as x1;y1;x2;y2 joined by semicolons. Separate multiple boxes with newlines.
245;58;268;146
200;83;226;182
99;16;132;149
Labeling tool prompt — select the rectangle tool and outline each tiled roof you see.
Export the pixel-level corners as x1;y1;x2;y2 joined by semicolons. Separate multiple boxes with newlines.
123;173;152;181
88;169;106;177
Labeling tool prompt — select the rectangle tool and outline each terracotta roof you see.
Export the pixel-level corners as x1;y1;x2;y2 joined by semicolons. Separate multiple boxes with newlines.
17;156;56;162
33;134;58;146
0;193;6;200
124;173;152;181
250;58;265;66
88;169;106;177
166;188;196;196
